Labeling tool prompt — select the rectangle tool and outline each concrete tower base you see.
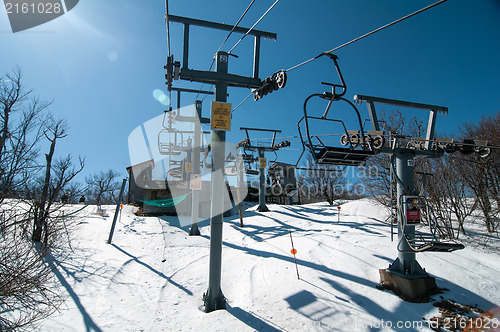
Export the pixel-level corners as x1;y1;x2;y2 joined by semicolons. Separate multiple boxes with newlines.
379;269;438;302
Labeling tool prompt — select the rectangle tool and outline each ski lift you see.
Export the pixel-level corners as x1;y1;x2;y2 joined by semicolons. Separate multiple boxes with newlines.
397;195;464;253
158;110;184;155
158;129;184;155
239;150;258;175
297;53;375;167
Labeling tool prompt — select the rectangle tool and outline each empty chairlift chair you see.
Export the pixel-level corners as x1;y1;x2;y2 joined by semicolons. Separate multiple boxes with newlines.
158;128;184;155
157;110;184;156
297;53;376;167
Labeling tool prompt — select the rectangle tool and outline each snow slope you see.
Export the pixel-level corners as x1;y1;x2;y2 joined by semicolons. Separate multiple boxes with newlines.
40;199;500;331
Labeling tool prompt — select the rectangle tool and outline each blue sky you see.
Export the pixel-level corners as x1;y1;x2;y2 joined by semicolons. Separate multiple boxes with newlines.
1;0;499;182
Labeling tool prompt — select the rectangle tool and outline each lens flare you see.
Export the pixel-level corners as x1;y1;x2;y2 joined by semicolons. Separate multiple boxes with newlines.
153;89;170;106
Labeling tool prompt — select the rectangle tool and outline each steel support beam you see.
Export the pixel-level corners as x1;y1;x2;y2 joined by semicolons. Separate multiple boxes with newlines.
167;14;277;39
189;101;202;236
253;36;261;79
388;151;426;277
354;95;448;114
170;87;214;95
183;24;189;69
204;51;228;312
180;68;261;88
257;149;269;212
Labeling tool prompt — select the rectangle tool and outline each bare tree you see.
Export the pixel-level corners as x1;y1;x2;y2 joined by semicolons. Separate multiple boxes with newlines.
30;118;85;244
459;112;500;233
297;155;347;205
0;68;85;331
85;169;121;206
423;155;474;238
32;118;67;243
0;68;50;199
0;203;62;331
0;67;30;157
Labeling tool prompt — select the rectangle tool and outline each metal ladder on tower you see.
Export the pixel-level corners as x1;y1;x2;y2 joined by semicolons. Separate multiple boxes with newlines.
397;195;465;253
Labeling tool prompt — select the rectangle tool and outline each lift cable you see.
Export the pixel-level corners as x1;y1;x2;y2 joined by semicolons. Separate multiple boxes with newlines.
216;0;256;55
286;0;448;72
228;0;280;54
230;0;449;113
164;0;173;107
196;0;279;104
165;0;171;57
235;130;500;151
232;91;254;113
196;0;256;101
200;85;214;102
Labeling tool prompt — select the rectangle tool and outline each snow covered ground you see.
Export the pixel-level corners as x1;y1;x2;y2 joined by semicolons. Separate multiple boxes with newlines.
40;199;500;331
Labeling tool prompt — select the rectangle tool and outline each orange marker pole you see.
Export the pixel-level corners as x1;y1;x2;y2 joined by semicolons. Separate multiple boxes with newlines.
119;204;123;224
289;231;300;280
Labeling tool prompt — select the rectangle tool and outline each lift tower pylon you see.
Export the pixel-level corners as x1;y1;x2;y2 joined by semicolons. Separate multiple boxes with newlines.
238;127;290;212
165;13;277;312
204;51;228;312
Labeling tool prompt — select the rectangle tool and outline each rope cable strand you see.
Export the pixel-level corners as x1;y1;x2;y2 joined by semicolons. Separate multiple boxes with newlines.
216;0;256;55
231;91;255;113
228;0;280;54
165;0;171;57
196;0;256;101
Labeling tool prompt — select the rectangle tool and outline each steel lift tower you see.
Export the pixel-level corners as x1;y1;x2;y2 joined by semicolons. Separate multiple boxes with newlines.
238;127;290;212
165;14;278;312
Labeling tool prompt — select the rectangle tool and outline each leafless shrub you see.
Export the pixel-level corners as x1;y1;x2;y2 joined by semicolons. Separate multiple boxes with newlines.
297;155;348;205
0;201;63;331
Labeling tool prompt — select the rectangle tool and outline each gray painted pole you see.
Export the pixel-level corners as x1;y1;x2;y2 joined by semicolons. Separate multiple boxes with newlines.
189;101;202;236
389;151;426;276
107;179;127;244
257;149;269;212
237;154;245;227
185;138;193;218
204;51;228;312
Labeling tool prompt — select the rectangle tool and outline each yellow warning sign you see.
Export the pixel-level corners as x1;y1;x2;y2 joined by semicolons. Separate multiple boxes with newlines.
185;162;193;173
260;157;267;169
211;101;232;131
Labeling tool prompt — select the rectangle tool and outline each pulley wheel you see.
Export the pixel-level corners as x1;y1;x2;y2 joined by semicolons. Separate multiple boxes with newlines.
477;147;491;158
350;133;359;147
372;135;385;149
340;134;349;146
275;70;287;89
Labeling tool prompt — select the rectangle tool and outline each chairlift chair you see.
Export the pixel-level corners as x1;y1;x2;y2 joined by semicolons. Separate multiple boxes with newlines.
158;129;184;155
241;151;258;175
157;110;185;155
297;54;375;167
